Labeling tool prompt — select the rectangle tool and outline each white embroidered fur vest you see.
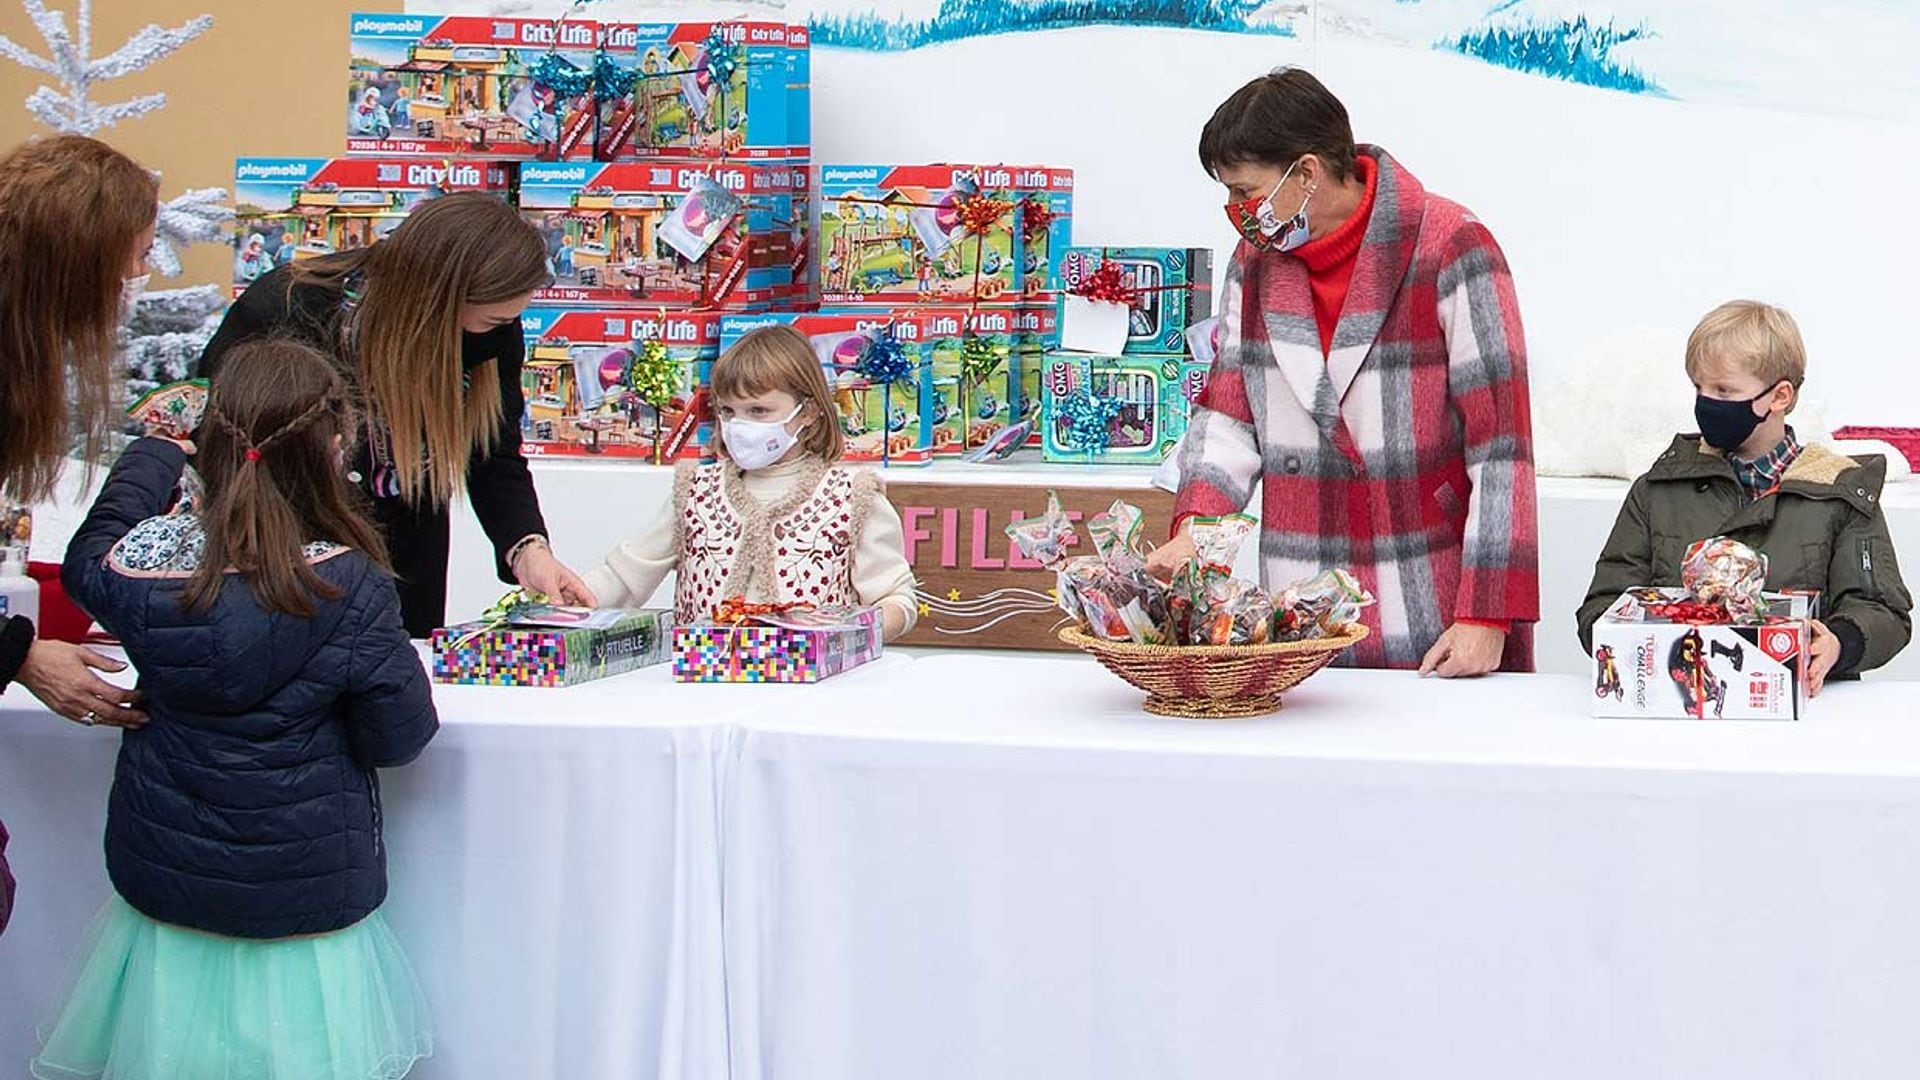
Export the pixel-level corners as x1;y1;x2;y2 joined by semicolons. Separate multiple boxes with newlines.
672;459;880;622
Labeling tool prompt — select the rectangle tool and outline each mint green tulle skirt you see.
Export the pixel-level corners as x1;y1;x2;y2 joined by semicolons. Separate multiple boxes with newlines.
32;896;432;1080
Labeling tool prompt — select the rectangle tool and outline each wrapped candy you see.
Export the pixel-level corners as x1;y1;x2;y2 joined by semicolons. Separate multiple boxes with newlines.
1272;568;1374;641
1679;536;1769;623
1167;514;1270;645
1004;493;1168;644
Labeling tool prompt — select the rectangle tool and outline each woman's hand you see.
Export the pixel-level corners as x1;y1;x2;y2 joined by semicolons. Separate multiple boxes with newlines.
513;541;598;608
1145;527;1196;582
16;640;146;728
1418;623;1507;679
1807;619;1842;696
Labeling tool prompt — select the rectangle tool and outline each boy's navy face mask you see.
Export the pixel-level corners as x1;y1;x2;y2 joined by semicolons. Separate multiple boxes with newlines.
1694;382;1783;452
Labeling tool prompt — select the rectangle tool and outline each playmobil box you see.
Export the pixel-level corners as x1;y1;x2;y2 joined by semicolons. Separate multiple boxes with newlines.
1008;301;1061;446
519;161;788;310
1590;589;1815;721
433;606;671;687
816;164;1019;306
917;305;1020;457
672;606;883;684
719;310;935;466
1013;167;1075;297
786;24;812;150
602;21;800;161
785;163;816;306
231;157;513;298
1038;352;1208;465
519;308;722;462
1059;247;1214;355
347;12;598;160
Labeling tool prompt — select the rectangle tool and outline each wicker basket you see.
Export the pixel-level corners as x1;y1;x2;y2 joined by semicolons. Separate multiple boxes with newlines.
1060;624;1369;719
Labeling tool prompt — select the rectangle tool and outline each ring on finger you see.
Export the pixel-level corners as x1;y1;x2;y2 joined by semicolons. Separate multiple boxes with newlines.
80;710;98;726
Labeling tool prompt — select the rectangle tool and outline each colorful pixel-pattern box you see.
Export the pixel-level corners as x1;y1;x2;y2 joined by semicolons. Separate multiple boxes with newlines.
347;12;599;160
432;608;672;687
672;607;884;683
1058;247;1214;355
520;160;789;310
231;157;513;299
519;309;723;462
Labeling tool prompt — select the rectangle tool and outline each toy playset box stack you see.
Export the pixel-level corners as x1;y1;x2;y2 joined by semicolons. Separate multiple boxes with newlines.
347;12;599;160
433;605;672;687
1059;247;1214;354
916;305;1020;457
1589;537;1815;721
518;309;723;461
1037;352;1210;465
597;21;802;162
1014;168;1075;297
719;310;936;465
231;157;513;298
672;606;884;684
520;160;790;310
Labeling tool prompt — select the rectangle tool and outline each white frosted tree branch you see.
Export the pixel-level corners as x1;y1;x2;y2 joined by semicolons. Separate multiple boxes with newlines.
91;15;212;80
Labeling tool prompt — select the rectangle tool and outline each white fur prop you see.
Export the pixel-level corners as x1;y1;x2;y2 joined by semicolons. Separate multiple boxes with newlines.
1532;327;1832;480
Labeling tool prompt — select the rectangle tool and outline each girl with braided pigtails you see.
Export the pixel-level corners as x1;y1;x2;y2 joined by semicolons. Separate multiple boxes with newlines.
42;339;439;1080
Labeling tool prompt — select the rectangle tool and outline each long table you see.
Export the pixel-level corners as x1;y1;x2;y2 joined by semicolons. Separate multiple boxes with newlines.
5;652;1920;1078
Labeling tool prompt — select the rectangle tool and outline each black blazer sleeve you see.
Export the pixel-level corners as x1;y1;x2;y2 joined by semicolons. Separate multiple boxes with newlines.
463;321;548;584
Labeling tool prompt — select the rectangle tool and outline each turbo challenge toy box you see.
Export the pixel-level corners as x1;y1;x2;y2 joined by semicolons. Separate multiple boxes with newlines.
347;12;599;160
1590;589;1815;721
719;310;935;465
520;161;789;310
519;309;722;462
231;157;513;298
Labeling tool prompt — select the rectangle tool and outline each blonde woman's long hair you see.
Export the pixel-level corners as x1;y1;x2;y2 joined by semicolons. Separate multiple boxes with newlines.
288;192;549;507
0;135;158;503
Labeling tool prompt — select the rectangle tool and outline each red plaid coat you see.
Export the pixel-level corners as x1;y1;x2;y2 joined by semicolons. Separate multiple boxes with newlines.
1174;146;1538;670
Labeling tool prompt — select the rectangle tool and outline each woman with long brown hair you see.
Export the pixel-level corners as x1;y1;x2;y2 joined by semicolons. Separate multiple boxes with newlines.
197;192;594;636
0;134;157;933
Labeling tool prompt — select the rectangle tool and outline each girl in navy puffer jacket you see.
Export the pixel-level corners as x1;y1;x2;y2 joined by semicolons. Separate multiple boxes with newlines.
38;340;439;1080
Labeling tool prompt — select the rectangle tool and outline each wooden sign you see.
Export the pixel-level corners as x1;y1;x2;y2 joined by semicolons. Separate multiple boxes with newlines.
885;479;1176;651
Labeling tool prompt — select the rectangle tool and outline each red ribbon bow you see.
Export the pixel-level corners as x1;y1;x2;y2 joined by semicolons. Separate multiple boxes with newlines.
712;596;813;626
1020;196;1055;241
1068;261;1139;308
953;193;1012;237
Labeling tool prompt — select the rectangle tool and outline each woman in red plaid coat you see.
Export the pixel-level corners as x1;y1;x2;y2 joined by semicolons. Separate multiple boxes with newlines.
1152;69;1539;674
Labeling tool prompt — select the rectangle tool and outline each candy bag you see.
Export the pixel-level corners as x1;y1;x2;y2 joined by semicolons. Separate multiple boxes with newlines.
1166;514;1266;645
1272;568;1374;641
1680;536;1768;623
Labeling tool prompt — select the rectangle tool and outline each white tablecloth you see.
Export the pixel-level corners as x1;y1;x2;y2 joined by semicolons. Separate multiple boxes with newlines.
6;650;1920;1079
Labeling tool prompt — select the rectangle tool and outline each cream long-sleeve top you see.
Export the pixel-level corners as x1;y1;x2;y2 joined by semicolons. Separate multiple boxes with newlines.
581;456;920;634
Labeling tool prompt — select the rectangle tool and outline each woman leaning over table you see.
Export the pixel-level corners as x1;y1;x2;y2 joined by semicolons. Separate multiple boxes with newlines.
1150;68;1540;675
0;135;160;934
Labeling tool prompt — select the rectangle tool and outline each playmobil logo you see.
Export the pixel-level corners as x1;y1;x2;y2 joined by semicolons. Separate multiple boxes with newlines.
821;167;880;184
526;165;591;184
351;15;426;36
236;162;315;180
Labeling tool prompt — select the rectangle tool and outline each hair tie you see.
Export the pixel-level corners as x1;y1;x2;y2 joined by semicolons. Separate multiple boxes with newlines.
244;448;262;462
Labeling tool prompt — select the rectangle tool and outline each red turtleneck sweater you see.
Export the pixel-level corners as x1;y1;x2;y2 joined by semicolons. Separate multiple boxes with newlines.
1290;154;1378;358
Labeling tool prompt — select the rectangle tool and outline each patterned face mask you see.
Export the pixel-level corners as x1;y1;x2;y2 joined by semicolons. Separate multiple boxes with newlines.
1225;159;1312;253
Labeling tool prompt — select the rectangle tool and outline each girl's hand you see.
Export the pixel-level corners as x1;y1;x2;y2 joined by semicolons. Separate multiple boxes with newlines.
513;542;598;608
16;640;146;728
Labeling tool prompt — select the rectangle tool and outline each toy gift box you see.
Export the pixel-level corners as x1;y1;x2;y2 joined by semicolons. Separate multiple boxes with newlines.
816;164;1019;306
1059;247;1215;355
231;158;513;298
1009;302;1061;447
1038;352;1209;464
519;309;722;462
720;310;936;465
347;12;598;160
520;161;788;310
1590;589;1815;721
598;21;800;161
433;606;672;687
672;606;884;683
1012;168;1075;297
917;305;1020;457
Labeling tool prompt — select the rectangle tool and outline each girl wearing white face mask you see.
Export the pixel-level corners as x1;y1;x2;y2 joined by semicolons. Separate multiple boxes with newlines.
582;325;919;641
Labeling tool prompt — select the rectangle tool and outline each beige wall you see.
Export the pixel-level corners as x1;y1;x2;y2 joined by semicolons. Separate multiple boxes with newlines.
0;0;400;289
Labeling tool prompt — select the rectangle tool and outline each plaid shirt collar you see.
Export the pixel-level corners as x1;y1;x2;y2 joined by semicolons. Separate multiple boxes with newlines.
1730;427;1802;501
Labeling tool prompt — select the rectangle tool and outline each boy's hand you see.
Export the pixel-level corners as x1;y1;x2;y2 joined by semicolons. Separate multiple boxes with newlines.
1807;619;1842;696
1419;623;1507;678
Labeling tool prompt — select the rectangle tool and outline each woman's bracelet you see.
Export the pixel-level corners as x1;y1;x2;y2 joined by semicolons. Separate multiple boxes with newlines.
506;534;550;572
